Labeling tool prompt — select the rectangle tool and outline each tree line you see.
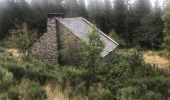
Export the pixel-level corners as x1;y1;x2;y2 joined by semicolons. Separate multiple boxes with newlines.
0;0;168;49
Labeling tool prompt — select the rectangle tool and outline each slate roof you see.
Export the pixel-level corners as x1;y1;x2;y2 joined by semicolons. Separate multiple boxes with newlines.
57;17;119;57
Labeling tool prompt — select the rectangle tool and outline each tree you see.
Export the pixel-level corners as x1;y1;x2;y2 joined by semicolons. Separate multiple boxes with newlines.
113;0;128;43
84;28;104;69
78;0;88;18
83;28;104;89
87;0;99;20
5;24;37;52
65;0;80;17
136;0;164;49
163;0;170;52
94;0;114;34
0;0;44;39
151;0;164;48
30;0;47;13
0;0;16;39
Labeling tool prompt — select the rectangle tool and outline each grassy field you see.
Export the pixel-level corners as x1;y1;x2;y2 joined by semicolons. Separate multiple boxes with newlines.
116;48;170;69
0;47;170;100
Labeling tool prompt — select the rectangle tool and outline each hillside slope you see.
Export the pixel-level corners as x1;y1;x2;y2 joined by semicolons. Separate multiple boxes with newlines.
0;47;170;100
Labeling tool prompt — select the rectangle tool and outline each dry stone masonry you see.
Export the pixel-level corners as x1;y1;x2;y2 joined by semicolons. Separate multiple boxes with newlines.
29;18;58;63
29;13;119;64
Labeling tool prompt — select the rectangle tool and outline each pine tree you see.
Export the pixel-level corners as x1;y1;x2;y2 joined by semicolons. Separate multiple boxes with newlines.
151;0;164;48
78;0;88;18
163;0;170;52
113;0;128;42
132;0;152;47
30;0;47;13
0;0;18;38
64;0;79;17
94;0;114;34
86;0;98;20
83;28;104;89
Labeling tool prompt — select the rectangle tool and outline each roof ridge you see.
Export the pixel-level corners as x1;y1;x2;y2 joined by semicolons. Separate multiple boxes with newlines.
81;18;119;45
56;17;82;19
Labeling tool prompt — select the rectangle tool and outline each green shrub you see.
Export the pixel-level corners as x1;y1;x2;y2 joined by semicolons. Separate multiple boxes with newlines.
83;28;104;69
117;86;164;100
0;93;8;100
62;67;87;94
7;87;20;100
0;67;13;92
142;91;164;100
26;82;47;100
4;23;37;52
109;30;126;47
0;48;5;53
100;89;114;100
6;63;26;80
117;86;138;100
88;86;114;100
20;78;47;100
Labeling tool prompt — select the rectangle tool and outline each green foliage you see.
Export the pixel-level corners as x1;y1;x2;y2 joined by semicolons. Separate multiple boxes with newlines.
117;76;170;100
7;87;20;100
0;44;170;100
61;66;87;97
60;35;84;65
26;81;47;100
117;86;164;100
113;0;128;43
0;67;13;92
19;78;47;100
0;0;46;38
142;91;163;100
84;28;104;70
89;87;113;100
163;0;170;54
109;30;126;47
118;86;138;100
83;28;105;89
0;93;8;100
0;47;60;84
4;23;37;52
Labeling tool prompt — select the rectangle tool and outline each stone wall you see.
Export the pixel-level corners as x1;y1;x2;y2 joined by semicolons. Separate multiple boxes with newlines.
29;18;83;64
29;18;58;63
58;21;84;65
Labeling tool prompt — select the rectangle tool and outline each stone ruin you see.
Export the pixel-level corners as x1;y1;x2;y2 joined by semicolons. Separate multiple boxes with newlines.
29;13;119;64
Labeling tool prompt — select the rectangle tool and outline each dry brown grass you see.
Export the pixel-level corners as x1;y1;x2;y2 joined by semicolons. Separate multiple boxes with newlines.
143;52;170;69
44;84;69;100
6;48;22;60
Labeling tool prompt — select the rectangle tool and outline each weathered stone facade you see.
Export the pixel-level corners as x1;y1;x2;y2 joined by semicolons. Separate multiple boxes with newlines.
30;18;83;64
29;18;58;63
58;22;83;65
29;15;118;64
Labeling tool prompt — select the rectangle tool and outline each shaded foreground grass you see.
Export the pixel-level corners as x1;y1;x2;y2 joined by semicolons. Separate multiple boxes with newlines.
0;47;170;100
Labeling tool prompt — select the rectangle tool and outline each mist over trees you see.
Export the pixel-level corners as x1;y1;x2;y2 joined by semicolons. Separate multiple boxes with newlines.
0;0;166;49
0;1;170;99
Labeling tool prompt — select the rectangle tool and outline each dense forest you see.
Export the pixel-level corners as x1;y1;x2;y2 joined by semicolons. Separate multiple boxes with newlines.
0;0;170;100
0;0;168;49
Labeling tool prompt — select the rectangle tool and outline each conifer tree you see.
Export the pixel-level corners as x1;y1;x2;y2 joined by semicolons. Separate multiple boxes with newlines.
65;0;79;17
163;0;170;51
78;0;88;18
113;0;128;41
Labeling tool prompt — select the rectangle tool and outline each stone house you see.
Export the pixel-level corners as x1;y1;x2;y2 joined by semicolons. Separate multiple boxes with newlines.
29;13;119;64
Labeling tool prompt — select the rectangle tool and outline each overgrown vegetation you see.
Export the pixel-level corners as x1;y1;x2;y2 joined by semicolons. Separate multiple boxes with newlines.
2;23;37;52
0;0;170;99
163;0;170;56
0;27;169;99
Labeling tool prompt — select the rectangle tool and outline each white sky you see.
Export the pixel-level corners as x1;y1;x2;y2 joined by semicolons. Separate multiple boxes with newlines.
0;0;165;7
85;0;165;7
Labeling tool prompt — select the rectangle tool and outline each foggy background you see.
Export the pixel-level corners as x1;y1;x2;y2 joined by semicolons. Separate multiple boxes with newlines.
0;0;168;48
